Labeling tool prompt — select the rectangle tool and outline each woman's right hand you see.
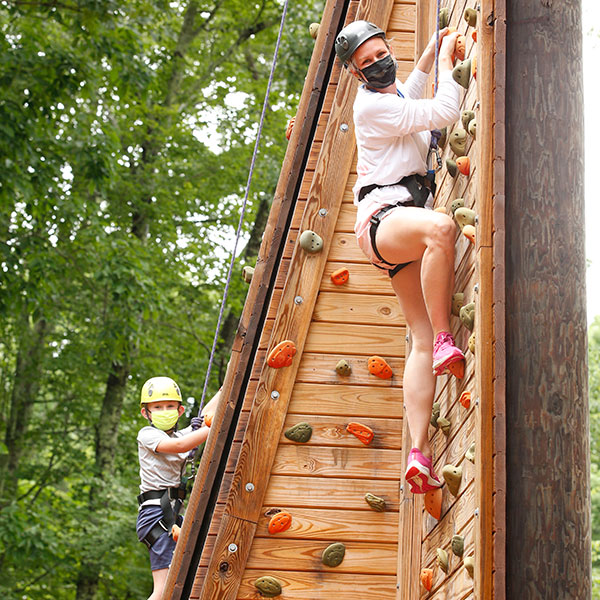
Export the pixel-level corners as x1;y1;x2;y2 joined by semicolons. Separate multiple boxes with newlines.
440;31;461;58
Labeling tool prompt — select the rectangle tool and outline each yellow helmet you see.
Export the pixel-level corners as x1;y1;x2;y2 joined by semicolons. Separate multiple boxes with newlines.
140;376;182;407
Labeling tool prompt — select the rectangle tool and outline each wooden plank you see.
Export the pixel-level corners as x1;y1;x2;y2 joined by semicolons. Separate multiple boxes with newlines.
321;262;397;296
388;3;417;31
312;291;404;325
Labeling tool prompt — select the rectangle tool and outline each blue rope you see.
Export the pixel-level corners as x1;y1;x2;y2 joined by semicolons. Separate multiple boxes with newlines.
434;0;442;95
197;0;289;414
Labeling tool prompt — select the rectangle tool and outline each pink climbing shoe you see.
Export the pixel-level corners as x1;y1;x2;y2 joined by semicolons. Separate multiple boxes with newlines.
432;331;465;378
405;448;443;494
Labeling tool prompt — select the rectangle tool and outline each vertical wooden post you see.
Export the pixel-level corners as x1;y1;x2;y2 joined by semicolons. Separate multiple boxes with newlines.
505;0;589;597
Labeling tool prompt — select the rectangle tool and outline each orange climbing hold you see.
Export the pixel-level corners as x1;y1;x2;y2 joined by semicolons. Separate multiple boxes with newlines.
420;567;434;591
267;340;297;368
456;156;470;176
171;524;181;543
268;511;292;534
424;487;443;520
447;358;465;379
346;422;374;445
454;35;466;61
472;30;477;42
459;391;471;409
285;116;295;140
330;267;349;286
368;355;393;379
472;54;478;79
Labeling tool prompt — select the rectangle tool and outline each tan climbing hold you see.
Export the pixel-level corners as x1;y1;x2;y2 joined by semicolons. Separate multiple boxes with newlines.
299;229;323;253
452;292;465;316
461;110;475;131
439;7;449;29
463;224;476;244
466;442;476;463
446;158;458;178
267;340;297;368
464;7;477;27
459;302;475;331
452;534;465;557
330;266;349;285
468;119;477;139
368;355;393;379
284;422;313;443
454;207;476;230
468;331;476;354
459;390;471;409
450;198;465;215
437;548;449;574
335;359;351;376
322;542;346;567
435;206;447;214
420;567;434;591
254;575;282;598
442;464;463;497
456;156;471;176
449;128;468;156
242;265;254;283
452;59;471;89
364;492;386;512
437;416;451;437
430;401;440;428
346;422;374;445
309;22;320;39
464;555;475;578
424;488;443;520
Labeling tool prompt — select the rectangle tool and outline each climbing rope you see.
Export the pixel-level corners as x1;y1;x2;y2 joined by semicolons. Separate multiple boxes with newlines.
196;0;289;416
434;0;442;95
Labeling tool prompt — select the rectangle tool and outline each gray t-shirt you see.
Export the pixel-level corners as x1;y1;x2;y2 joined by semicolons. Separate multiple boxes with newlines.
137;425;192;508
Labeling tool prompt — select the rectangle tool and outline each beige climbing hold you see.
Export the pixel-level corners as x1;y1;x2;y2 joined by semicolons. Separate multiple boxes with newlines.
454;207;476;230
452;534;465;557
468;119;477;139
254;576;282;598
430;401;440;428
437;547;449;574
466;442;476;463
464;555;475;578
335;359;351;376
299;229;323;253
437;416;450;437
450;198;465;215
364;492;386;512
452;59;471;90
442;464;463;497
322;542;346;567
468;331;476;354
446;158;458;178
461;110;475;131
439;7;449;29
459;302;475;331
309;22;320;39
435;206;447;214
464;7;477;27
452;292;465;317
242;265;254;283
284;422;313;443
449;128;468;156
463;224;476;244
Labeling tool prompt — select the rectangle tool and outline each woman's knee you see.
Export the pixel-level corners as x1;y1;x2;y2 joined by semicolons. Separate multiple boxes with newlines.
426;213;455;249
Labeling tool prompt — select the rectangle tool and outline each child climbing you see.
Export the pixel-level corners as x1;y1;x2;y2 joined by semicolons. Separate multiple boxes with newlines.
136;376;220;600
334;21;465;494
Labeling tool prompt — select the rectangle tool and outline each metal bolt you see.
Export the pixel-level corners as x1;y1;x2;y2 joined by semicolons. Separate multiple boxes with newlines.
271;390;280;400
245;482;255;492
340;123;349;132
319;208;328;217
294;296;303;305
475;397;480;406
475;100;480;109
475;508;480;517
474;283;479;293
475;215;479;225
228;543;238;553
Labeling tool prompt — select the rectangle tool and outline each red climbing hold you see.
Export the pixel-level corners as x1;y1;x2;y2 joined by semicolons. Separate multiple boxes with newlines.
368;355;393;379
346;422;374;445
459;391;471;409
330;267;349;286
268;511;292;534
420;567;434;591
267;340;297;368
424;487;443;520
456;156;470;176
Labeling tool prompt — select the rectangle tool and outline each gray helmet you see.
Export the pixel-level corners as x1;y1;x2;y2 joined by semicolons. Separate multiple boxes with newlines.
334;20;386;65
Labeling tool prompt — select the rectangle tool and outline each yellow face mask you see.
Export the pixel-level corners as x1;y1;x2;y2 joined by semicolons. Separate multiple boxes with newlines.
149;409;180;431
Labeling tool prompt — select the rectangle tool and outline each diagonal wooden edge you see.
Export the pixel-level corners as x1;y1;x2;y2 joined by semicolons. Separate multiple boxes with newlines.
161;2;347;598
198;1;396;598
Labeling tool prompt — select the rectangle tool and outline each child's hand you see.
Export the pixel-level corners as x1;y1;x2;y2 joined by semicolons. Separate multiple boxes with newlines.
191;415;204;430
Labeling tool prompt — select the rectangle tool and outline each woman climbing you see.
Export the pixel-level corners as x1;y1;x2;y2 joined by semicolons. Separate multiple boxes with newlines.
334;21;464;494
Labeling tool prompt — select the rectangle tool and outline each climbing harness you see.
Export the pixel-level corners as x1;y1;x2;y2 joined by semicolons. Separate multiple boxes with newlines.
138;486;186;549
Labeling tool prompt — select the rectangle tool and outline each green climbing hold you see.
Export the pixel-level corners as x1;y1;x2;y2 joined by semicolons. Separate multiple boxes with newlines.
439;126;448;148
449;128;468;156
442;464;463;497
437;548;449;574
461;110;475;131
322;542;346;567
451;534;465;558
459;302;475;332
466;442;475;463
452;292;465;317
335;359;352;376
454;207;476;230
446;158;458;178
464;7;477;27
468;119;477;139
439;7;449;29
452;59;472;90
430;401;440;428
364;492;386;512
284;422;313;443
254;576;282;598
450;198;465;215
464;555;475;578
299;229;323;254
437;416;451;437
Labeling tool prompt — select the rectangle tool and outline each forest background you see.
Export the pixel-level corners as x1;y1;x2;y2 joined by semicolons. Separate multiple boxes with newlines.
1;1;598;599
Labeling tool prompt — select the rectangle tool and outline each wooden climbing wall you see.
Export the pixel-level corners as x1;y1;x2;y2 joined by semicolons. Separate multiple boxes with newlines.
165;0;505;598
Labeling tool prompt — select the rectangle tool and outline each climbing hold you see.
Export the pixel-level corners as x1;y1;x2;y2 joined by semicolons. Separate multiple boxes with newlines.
459;391;472;409
452;59;471;89
472;30;477;42
464;555;475;578
368;355;393;379
437;548;449;574
242;265;254;283
454;207;476;230
435;206;447;214
285;116;295;140
449;129;468;156
466;442;475;463
464;7;477;27
461;110;475;131
439;7;449;29
330;267;349;285
459;302;475;331
171;523;180;543
267;340;297;368
450;198;465;215
447;358;465;379
455;35;466;61
451;292;465;317
322;542;346;567
438;126;448;148
309;22;320;39
284;422;313;443
446;158;458;178
472;54;477;80
463;224;476;244
335;359;352;376
268;511;292;535
442;464;463;497
468;332;476;354
468;119;477;139
364;492;386;512
254;576;282;598
437;416;451;437
430;401;440;428
424;488;443;520
346;422;374;445
420;568;434;591
299;229;323;253
451;534;465;558
456;156;471;176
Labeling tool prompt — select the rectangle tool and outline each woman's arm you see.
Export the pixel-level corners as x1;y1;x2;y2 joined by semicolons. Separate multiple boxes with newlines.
415;29;459;74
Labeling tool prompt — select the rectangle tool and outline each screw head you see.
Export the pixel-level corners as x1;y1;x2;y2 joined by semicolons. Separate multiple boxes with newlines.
228;543;238;553
319;208;328;217
245;482;255;492
294;296;303;304
271;390;280;400
340;123;349;132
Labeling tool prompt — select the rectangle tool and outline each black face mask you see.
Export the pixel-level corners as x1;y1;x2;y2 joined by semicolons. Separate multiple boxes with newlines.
359;53;397;89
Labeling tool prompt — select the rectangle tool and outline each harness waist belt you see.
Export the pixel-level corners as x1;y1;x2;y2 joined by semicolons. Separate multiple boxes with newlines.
137;486;186;505
358;173;436;205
